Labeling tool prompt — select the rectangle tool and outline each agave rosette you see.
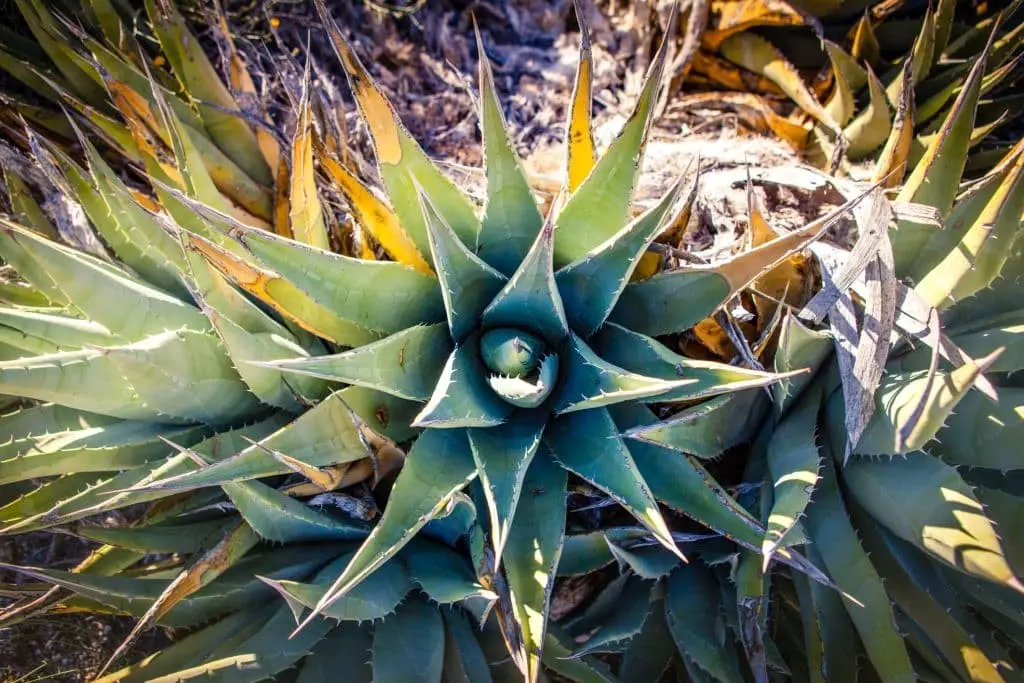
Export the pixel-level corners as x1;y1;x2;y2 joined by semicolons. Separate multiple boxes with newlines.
0;0;847;680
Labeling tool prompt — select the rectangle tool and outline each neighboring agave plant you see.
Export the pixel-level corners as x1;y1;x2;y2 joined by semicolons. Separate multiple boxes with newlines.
0;0;845;680
565;29;1024;683
687;0;1022;173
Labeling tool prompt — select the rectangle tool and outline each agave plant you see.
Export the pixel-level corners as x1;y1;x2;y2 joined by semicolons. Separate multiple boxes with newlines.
684;0;1022;174
0;0;850;680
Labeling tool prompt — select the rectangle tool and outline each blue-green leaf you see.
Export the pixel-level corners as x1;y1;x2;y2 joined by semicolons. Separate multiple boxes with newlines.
372;595;445;683
547;408;681;559
474;27;543;276
421;192;507;343
481;217;568;345
414;336;513;428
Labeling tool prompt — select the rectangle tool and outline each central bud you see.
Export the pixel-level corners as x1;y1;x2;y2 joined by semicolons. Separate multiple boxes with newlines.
479;328;559;409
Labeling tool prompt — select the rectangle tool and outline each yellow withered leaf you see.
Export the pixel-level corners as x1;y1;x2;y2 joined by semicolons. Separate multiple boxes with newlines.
849;12;881;66
719;32;837;134
691;51;785;98
273;155;293;239
845;65;891;161
211;0;280;171
318;145;433;275
289;90;330;250
565;3;596;194
183;231;377;346
703;0;805;50
872;59;914;188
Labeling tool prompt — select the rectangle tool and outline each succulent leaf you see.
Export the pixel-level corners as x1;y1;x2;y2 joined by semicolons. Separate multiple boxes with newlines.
624;391;768;460
296;624;374;683
314;0;479;260
261;323;452;402
665;563;745;683
553;333;697;414
474;27;544;276
467;412;545;567
421;193;507;343
556;174;692;337
414;336;514;428
551;5;673;266
547;408;682;559
501;449;566;683
481;217;568;345
296;428;476;631
805;453;917;683
845;453;1021;592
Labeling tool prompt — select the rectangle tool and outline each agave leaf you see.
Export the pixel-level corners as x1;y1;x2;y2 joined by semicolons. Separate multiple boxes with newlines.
0;472;102;528
624;391;768;460
414;336;513;428
296;623;373;683
0;403;120;454
552;333;697;414
762;387;822;563
68;136;189;297
845;65;891;161
467;412;545;568
823;42;858;128
0;220;208;340
607;541;680;581
891;27;994;275
547;408;681;559
314;0;479;259
75;519;231;554
734;551;769;683
592;323;791;403
473;26;543;276
289;86;329;249
222;477;369;543
572;577;650;657
863;523;1015;682
440;607;494;683
551;4;673;266
97;520;261;675
0;44;67;103
915;140;1024;309
665;563;744;683
0;420;207;484
612;185;871;335
871;59;915;188
143;0;272;186
3;166;57;239
317;147;430;274
790;544;858;683
804;454;915;682
565;8;595;194
94;608;272;683
556;173;691;337
846;351;999;455
376;593;448;679
720;32;835;133
160;604;335;683
772;313;832;413
501;449;567;683
845;453;1021;592
13;0;107;105
481;215;568;345
620;437;763;551
183;230;379;346
619;591;674;683
186;270;326;411
0;330;257;425
931;389;1023;471
231;224;445;336
294;428;476;632
261;551;410;622
260;323;451;402
421;191;507;343
402;539;493;604
0;307;115;355
130;392;395;491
